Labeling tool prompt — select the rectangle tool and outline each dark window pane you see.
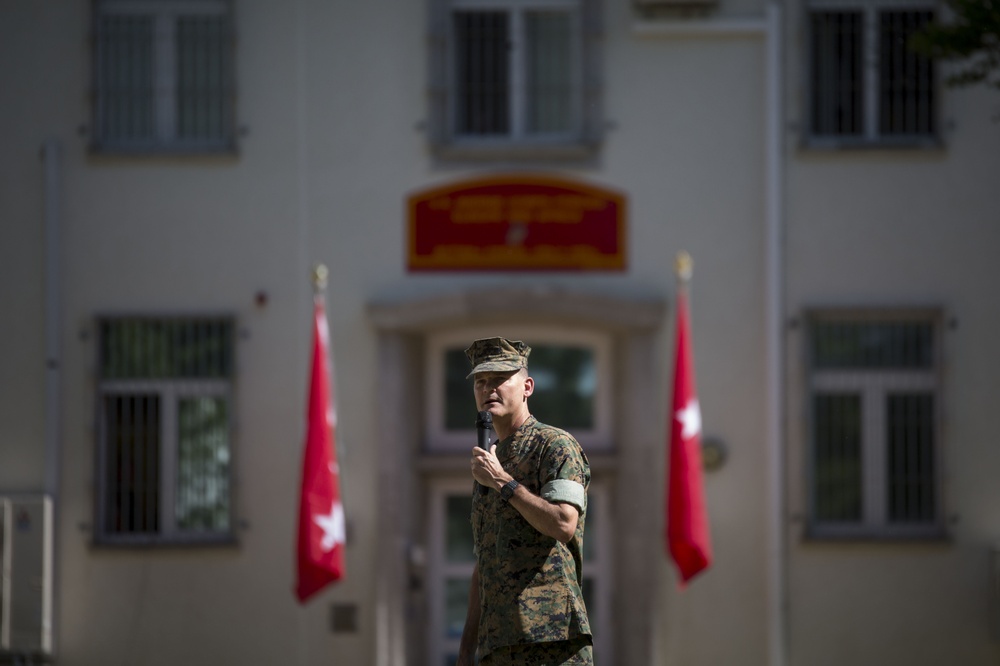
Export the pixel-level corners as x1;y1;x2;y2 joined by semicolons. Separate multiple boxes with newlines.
887;393;935;523
811;11;863;136
100;317;234;379
176;396;231;531
445;494;474;562
105;394;161;534
454;11;509;135
879;11;935;136
98;15;155;142
525;11;573;134
444;345;595;430
812;320;934;369
813;393;863;522
177;16;230;141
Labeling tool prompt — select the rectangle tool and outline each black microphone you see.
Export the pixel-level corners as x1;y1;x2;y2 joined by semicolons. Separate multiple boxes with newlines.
476;411;493;495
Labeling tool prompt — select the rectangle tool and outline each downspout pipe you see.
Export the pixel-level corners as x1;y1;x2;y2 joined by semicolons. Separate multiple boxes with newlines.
42;138;63;659
764;5;787;666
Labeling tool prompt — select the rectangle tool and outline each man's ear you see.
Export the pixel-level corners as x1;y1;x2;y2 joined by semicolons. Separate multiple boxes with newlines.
522;375;534;399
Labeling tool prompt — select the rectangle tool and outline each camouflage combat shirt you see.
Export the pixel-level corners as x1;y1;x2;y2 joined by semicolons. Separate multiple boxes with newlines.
471;416;592;658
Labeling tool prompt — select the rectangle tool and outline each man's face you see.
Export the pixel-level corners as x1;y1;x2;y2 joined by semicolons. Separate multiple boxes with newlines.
473;369;532;420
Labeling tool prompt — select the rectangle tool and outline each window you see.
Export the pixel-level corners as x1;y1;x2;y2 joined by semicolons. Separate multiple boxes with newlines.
806;311;944;538
96;316;235;545
426;327;612;453
808;2;936;146
92;0;235;154
429;0;602;158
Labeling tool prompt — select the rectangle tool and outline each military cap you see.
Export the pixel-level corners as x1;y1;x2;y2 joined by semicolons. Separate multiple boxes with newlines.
464;337;531;379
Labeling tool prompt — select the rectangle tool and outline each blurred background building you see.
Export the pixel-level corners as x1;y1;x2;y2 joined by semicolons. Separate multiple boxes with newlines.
1;0;999;664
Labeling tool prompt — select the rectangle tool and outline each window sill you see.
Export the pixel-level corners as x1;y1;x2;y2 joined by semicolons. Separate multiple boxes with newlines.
87;142;240;160
91;534;239;549
802;525;950;544
800;135;944;152
432;139;600;165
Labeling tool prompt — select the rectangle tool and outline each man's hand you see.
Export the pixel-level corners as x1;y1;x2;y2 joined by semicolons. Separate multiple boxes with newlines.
471;444;580;543
471;444;511;491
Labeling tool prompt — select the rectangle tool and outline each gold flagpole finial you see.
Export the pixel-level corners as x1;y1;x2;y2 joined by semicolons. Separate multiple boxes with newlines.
312;263;328;294
675;251;693;284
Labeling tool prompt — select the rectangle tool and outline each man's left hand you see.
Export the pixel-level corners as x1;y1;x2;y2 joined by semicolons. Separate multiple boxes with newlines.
471;444;509;491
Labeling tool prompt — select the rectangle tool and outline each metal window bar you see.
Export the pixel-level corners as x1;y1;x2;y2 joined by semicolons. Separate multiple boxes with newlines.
93;0;233;151
104;393;161;534
811;11;863;136
814;393;863;522
177;16;230;141
879;10;934;136
98;316;233;543
812;320;934;369
98;15;155;142
809;313;940;536
525;11;573;135
454;11;510;136
887;392;935;523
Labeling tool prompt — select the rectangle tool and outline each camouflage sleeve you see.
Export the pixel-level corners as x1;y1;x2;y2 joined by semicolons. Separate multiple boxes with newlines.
538;432;589;513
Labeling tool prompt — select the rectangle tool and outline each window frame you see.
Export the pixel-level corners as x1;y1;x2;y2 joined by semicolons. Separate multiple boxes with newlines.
425;326;613;454
423;325;614;455
90;0;237;155
804;308;946;540
428;0;603;161
803;0;940;150
93;315;237;547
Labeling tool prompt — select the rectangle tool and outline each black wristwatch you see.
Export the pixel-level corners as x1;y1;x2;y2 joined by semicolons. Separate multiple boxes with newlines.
499;479;520;501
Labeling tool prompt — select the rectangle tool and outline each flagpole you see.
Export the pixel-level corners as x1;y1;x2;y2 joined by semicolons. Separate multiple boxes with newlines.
312;263;328;297
674;250;693;288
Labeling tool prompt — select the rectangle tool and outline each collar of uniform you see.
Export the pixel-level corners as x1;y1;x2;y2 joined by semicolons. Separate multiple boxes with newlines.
496;415;537;462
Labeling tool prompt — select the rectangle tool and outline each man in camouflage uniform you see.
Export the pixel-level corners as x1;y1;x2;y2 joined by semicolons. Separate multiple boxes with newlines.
457;337;593;666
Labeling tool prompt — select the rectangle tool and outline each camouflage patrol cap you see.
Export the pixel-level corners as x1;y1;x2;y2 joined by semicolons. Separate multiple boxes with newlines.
464;337;531;379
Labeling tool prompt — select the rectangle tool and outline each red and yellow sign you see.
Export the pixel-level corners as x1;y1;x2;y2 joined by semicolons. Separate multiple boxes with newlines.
407;174;627;271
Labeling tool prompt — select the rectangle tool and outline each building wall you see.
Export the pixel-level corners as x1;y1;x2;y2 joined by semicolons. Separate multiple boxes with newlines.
782;1;1000;659
0;0;998;664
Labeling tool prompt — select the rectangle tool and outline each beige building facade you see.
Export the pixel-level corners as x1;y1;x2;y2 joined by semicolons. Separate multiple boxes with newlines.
1;0;999;664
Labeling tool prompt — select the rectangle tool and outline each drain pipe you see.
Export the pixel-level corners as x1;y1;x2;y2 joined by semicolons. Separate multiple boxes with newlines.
42;138;62;660
764;5;787;666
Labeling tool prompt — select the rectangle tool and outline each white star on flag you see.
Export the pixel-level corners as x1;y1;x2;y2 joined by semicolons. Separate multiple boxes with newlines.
676;398;701;440
314;501;345;552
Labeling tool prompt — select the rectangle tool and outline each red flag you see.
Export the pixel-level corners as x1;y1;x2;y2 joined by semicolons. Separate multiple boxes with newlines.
666;289;712;585
296;297;345;603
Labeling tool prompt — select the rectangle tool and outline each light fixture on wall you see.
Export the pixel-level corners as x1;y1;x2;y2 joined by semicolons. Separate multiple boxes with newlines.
701;436;728;472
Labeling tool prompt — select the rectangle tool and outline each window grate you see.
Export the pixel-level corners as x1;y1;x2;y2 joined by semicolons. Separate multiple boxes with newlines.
177;16;230;141
97;15;156;142
886;392;935;523
97;315;234;544
813;393;863;522
454;11;510;136
808;5;936;144
807;311;942;538
92;0;234;153
879;10;935;136
811;11;863;136
99;317;234;380
525;11;574;134
812;320;934;369
104;393;161;534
